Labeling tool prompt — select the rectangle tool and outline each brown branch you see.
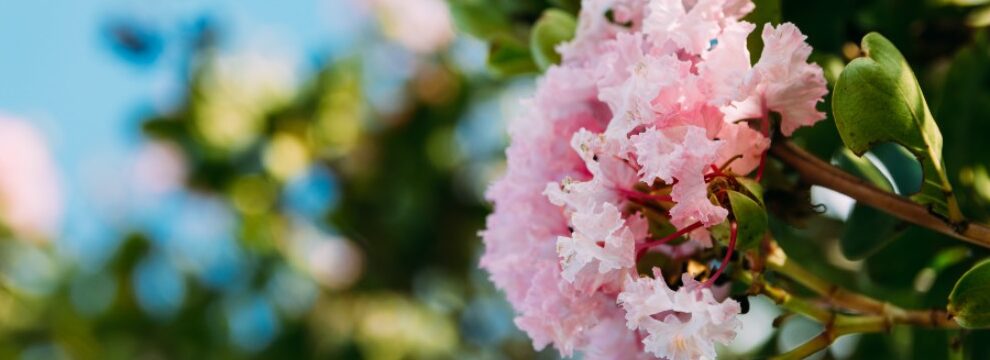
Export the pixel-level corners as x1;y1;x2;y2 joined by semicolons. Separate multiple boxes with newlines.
770;140;990;249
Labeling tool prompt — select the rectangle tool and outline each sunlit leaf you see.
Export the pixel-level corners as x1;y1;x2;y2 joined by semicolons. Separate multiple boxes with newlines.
832;32;963;223
529;9;576;70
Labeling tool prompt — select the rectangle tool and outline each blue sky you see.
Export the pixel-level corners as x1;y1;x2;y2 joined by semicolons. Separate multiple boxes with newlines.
0;0;350;156
0;0;365;262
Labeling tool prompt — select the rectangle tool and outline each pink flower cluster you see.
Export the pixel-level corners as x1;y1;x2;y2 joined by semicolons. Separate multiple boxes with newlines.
480;0;827;359
0;115;63;241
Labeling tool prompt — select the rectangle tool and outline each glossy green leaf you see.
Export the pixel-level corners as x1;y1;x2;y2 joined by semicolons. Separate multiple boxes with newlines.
834;148;905;260
727;190;768;250
835;148;895;193
530;9;576;70
487;35;538;77
832;32;963;223
870;142;923;195
948;259;990;328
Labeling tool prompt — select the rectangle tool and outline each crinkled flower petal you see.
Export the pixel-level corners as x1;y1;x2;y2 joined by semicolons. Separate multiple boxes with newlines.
633;126;727;229
618;268;742;360
726;22;828;135
556;203;639;292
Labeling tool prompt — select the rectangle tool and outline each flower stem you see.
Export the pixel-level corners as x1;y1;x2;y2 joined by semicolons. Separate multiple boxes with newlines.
764;244;891;315
769;140;990;249
703;221;736;287
635;221;702;255
773;310;957;360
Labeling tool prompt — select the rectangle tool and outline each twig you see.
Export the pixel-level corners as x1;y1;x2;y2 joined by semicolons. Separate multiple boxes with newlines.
769;140;990;249
741;243;959;359
764;244;900;316
740;268;958;360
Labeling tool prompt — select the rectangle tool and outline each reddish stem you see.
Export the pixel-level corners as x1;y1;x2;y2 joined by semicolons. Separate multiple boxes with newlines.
703;221;736;288
635;221;703;258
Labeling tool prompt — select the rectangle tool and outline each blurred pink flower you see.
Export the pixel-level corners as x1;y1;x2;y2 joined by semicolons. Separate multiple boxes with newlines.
366;0;454;54
307;237;364;290
132;141;187;196
290;220;364;290
0;115;63;241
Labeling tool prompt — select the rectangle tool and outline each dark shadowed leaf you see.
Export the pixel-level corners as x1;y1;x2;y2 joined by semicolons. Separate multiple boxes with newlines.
742;0;782;63
834;149;905;259
948;259;990;328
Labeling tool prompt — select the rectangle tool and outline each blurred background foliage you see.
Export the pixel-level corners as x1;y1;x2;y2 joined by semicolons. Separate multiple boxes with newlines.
2;0;990;359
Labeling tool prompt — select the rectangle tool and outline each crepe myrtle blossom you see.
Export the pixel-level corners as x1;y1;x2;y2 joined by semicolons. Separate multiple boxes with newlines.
365;0;454;54
0;115;63;241
619;268;742;359
479;0;827;358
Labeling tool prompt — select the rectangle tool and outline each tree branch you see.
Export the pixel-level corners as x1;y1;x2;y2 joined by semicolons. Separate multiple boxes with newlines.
769;140;990;249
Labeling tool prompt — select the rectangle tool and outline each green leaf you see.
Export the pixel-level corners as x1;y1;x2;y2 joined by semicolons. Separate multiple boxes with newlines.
870;142;922;195
832;32;964;223
832;147;906;259
835;148;895;193
727;190;768;250
530;9;576;71
735;177;765;205
834;149;906;260
842;205;904;260
448;0;513;40
487;35;538;77
948;259;990;328
865;226;942;289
